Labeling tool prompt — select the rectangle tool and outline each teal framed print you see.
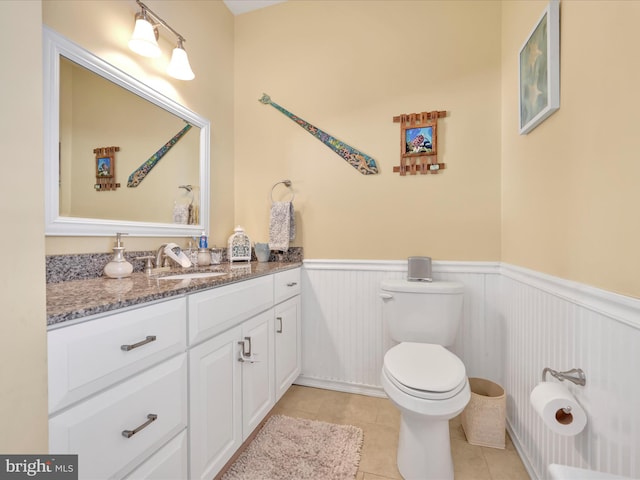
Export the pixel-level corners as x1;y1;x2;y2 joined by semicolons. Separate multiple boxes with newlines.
519;0;560;135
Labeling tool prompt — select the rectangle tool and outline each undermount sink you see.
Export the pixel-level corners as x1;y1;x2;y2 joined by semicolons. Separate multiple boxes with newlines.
158;271;227;280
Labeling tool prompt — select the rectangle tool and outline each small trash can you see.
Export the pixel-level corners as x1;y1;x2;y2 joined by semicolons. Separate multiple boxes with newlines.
460;377;506;449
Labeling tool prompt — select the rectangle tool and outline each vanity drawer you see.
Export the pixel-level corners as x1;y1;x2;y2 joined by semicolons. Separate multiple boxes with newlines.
123;429;188;480
274;268;301;304
188;275;273;345
48;297;187;413
49;354;187;480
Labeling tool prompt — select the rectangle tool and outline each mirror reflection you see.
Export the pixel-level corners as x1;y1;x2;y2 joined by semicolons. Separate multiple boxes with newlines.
44;26;210;237
60;57;201;224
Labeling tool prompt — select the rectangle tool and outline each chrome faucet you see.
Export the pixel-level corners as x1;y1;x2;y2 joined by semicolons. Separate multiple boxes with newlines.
155;244;168;268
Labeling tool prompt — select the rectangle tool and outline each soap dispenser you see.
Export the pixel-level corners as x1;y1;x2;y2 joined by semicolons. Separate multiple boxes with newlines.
104;233;134;279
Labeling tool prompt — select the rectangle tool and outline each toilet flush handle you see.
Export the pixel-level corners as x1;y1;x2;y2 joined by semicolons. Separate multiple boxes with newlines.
379;292;393;300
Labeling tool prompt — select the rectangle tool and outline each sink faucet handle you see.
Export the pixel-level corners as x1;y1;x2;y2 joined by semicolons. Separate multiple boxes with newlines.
136;256;155;275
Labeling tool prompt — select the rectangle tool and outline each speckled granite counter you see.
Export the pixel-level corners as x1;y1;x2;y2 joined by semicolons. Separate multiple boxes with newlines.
47;261;301;327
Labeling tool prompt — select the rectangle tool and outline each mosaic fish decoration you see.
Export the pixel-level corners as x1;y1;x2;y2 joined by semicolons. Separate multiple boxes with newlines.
259;93;378;175
127;123;192;187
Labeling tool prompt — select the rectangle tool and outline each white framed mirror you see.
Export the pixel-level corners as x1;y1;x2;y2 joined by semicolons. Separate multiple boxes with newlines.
43;26;210;236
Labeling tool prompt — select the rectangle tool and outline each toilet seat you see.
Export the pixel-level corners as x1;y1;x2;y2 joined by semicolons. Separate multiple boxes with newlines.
383;342;467;400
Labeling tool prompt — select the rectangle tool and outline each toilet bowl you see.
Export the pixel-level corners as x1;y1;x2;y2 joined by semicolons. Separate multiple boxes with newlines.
380;278;467;480
381;342;470;479
549;464;633;480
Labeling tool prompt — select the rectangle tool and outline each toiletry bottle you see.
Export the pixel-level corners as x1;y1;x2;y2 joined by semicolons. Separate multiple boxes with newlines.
197;248;211;266
197;232;210;265
188;237;199;265
104;233;134;279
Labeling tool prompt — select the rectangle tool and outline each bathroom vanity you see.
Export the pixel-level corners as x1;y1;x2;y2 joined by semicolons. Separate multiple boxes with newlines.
46;263;301;479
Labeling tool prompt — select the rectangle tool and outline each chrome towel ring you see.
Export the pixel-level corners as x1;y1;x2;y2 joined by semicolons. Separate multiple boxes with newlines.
270;179;295;204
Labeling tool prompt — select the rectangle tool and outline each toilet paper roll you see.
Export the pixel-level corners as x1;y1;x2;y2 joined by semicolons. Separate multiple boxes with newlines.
530;382;587;436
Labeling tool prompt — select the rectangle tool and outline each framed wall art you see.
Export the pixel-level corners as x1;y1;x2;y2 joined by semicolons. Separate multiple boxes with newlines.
93;146;120;191
519;0;560;135
96;155;113;178
392;111;447;176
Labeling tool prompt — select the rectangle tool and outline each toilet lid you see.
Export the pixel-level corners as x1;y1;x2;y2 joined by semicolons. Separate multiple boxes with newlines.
384;343;466;399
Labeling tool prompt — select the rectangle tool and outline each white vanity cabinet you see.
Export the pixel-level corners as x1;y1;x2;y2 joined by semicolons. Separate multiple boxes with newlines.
48;298;188;480
273;268;302;401
187;276;275;480
48;266;301;480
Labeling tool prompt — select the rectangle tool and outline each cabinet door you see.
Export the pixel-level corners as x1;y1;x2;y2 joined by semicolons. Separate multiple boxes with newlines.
241;309;275;440
189;325;242;480
274;296;301;401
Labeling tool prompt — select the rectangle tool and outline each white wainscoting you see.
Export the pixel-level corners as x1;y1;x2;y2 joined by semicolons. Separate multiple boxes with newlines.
501;264;640;480
299;259;640;480
299;260;502;394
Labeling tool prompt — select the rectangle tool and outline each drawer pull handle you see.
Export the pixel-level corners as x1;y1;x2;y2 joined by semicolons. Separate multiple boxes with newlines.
122;413;157;438
121;335;157;352
286;282;298;287
276;316;283;333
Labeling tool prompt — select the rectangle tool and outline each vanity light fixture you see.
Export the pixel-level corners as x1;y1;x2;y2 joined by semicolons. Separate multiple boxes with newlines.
128;0;195;80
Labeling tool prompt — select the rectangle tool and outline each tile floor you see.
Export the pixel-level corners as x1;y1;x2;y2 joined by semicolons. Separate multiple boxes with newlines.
272;385;530;480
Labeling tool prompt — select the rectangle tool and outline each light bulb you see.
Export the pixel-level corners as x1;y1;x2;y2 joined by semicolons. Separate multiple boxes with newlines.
167;44;195;81
128;13;161;58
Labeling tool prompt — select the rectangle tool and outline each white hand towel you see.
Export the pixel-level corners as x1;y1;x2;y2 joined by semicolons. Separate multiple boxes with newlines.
269;201;295;252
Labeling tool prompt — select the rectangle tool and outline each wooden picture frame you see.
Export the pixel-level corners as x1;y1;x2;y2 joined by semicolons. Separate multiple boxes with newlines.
93;146;120;191
393;111;446;176
519;0;560;135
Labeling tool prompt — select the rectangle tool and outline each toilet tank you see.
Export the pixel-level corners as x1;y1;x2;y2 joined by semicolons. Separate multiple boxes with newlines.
380;279;464;346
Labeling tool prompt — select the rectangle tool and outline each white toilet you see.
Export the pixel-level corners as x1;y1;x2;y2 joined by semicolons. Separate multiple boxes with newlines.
380;279;470;480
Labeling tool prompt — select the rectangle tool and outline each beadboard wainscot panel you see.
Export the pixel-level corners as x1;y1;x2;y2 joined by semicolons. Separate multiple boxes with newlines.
299;260;501;397
501;264;640;480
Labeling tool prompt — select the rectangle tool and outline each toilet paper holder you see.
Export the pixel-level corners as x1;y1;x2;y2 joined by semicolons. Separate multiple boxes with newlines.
542;367;586;386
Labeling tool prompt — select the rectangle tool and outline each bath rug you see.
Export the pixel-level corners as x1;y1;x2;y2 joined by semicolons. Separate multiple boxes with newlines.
269;201;295;252
221;414;363;480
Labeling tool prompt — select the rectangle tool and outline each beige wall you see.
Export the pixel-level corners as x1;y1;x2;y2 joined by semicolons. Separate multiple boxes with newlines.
0;1;48;453
234;1;503;261
43;0;236;252
501;1;640;298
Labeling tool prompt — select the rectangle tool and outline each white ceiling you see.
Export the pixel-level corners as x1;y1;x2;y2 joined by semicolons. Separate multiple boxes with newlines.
223;0;286;15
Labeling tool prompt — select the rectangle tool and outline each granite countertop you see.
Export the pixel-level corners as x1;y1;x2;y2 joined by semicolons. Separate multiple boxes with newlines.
47;261;302;327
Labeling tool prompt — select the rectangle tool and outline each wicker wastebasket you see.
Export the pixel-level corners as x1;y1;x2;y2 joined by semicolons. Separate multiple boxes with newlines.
460;378;506;449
